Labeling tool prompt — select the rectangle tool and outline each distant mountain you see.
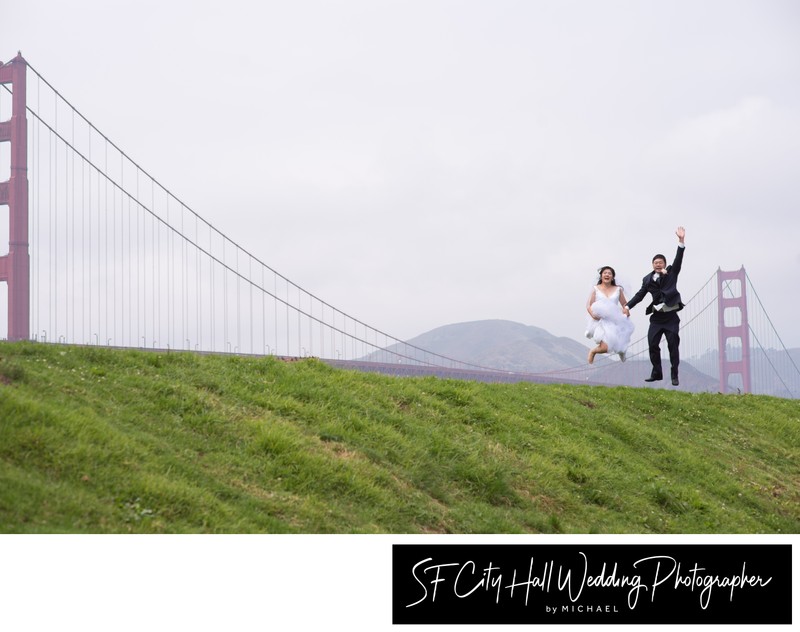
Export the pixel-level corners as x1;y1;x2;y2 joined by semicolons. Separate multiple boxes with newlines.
381;319;597;372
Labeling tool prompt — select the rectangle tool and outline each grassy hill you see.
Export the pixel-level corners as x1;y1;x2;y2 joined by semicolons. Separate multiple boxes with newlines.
0;342;798;534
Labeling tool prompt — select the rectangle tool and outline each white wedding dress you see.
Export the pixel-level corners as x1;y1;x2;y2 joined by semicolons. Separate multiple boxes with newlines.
585;286;635;355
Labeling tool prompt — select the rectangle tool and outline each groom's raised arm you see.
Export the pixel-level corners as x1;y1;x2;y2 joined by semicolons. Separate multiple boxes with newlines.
671;226;686;275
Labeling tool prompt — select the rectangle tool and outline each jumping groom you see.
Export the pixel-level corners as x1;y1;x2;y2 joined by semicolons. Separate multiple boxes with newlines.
624;227;686;386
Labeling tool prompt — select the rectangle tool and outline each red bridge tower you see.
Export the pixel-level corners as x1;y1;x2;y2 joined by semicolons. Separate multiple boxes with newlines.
717;267;751;394
0;53;29;341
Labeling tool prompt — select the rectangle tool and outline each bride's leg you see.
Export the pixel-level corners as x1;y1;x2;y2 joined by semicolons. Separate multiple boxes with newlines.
588;341;608;364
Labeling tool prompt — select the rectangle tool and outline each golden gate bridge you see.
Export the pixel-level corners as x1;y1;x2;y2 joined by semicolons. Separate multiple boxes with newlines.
2;54;799;398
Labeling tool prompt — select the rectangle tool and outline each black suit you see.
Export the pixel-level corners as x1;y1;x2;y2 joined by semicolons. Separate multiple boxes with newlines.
627;244;685;380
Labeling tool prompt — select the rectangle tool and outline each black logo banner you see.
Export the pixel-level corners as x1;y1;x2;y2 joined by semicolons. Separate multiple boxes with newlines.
392;544;791;625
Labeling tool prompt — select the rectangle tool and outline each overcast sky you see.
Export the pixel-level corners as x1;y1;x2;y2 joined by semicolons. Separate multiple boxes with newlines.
3;0;800;350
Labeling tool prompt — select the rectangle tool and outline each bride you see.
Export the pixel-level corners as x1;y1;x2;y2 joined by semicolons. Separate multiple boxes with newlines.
585;266;634;364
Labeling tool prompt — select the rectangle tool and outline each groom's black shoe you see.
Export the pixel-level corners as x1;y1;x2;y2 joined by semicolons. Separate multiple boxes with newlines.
644;375;663;383
671;376;679;386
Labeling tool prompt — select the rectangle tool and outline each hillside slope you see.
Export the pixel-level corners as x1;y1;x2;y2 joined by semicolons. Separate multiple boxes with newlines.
0;342;798;533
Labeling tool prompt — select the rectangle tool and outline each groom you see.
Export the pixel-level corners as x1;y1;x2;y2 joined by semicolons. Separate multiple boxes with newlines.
623;227;686;386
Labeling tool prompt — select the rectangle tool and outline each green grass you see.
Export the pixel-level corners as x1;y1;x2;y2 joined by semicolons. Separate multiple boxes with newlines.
0;342;798;533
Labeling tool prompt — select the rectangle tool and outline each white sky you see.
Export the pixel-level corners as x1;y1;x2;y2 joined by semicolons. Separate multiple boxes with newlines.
3;0;800;350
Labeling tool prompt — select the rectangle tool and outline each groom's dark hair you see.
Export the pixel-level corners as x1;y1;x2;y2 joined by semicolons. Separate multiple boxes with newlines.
652;254;667;263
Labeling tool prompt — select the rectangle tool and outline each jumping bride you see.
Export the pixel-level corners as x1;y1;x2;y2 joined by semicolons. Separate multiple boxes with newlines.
585;266;634;364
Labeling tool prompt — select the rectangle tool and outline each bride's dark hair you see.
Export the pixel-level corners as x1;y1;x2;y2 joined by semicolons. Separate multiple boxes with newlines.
596;266;617;285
